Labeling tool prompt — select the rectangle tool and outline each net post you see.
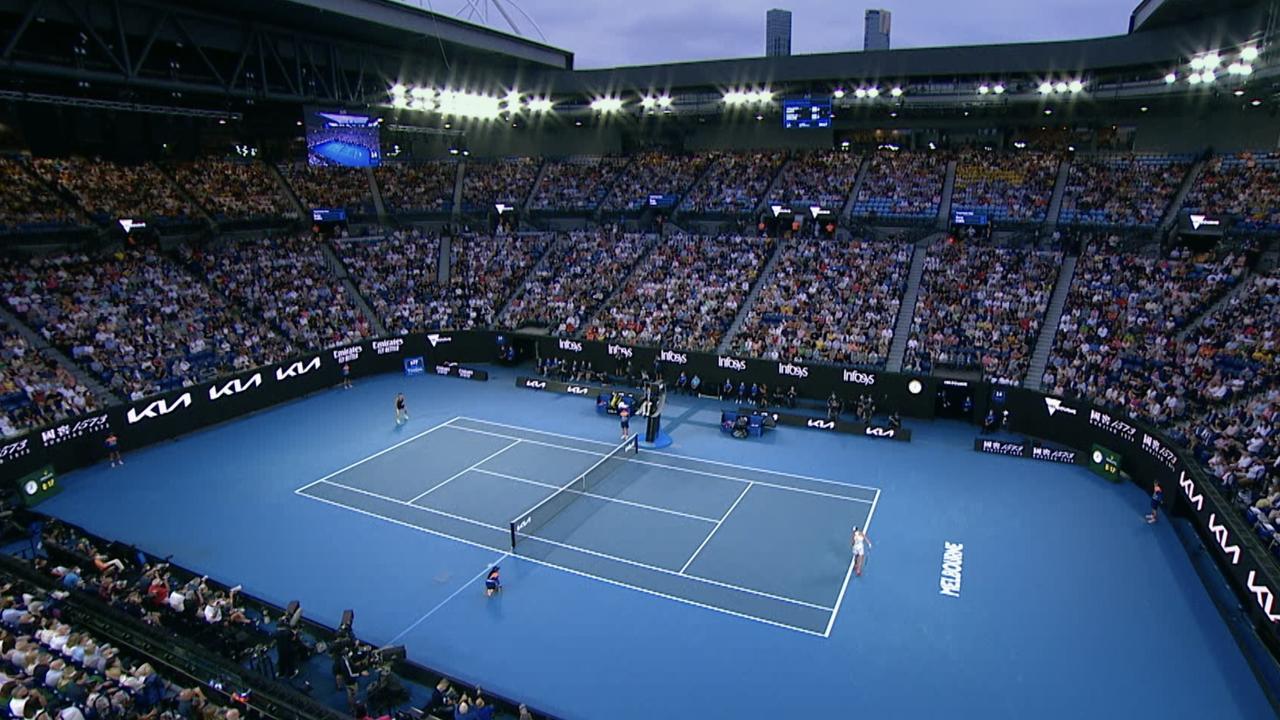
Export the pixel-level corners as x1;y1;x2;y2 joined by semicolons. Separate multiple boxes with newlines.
509;521;518;552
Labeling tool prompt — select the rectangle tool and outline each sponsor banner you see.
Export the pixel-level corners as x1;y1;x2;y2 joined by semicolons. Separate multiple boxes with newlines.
1088;408;1138;443
973;438;1080;464
426;333;453;348
275;355;322;382
767;409;910;442
373;338;405;355
0;438;32;466
717;356;748;372
841;368;877;386
126;392;193;425
515;376;603;397
404;357;425;376
776;361;810;379
557;338;584;353
208;373;263;401
657;348;688;365
939;542;964;598
606;343;634;360
40;414;110;448
332;345;363;365
432;364;489;381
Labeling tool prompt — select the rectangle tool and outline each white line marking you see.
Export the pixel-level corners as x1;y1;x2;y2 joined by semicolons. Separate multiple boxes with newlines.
407;439;521;503
680;483;753;574
294;416;462;494
388;553;508;645
294;490;827;637
444;423;873;504
453;416;882;492
823;487;881;638
471;468;718;523
302;479;831;612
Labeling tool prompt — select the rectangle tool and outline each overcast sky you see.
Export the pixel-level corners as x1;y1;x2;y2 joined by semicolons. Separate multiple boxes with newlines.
408;0;1138;68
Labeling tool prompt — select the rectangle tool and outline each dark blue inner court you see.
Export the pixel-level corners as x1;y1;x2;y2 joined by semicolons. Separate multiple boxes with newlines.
38;366;1274;720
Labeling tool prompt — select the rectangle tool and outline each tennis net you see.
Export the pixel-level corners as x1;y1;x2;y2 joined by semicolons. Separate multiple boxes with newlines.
508;434;639;550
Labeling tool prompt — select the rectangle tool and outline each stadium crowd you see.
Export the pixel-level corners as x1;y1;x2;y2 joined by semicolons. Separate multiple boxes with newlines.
30;159;197;224
499;230;653;335
462;158;540;210
374;162;456;214
335;231;439;336
194;235;370;351
950;150;1059;223
905;241;1061;384
1;248;292;401
276;164;373;215
851;150;946;221
529;158;626;212
730;239;911;367
0;322;99;438
170;160;293;222
681;152;785;214
584;234;773;351
0;159;80;232
1058;154;1191;227
1184;151;1280;233
769;151;861;209
604;152;711;211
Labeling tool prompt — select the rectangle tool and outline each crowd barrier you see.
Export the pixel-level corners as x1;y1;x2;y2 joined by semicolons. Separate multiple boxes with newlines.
0;329;1275;648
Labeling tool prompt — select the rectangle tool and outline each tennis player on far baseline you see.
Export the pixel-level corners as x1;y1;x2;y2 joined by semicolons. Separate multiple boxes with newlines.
851;526;872;577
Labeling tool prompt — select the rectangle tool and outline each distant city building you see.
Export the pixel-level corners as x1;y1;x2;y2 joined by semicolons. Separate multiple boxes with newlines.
864;9;891;51
766;9;792;57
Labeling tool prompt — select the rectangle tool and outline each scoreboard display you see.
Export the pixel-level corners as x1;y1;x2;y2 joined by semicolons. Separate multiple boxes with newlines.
1088;444;1122;481
14;465;58;506
782;99;831;129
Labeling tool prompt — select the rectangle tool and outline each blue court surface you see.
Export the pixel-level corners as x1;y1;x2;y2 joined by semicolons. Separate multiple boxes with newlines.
38;366;1273;720
310;140;375;167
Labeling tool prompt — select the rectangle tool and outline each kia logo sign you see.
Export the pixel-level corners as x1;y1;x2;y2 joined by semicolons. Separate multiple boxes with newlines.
864;427;895;438
806;419;835;430
607;344;633;359
1044;397;1077;416
842;369;876;386
276;356;321;381
566;385;590;395
778;362;809;378
1247;571;1280;622
209;373;263;400
127;393;193;424
524;379;547;389
718;356;747;372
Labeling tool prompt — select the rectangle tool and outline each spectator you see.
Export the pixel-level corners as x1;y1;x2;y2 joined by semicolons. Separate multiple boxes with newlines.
681;152;785;214
1059;154;1191;227
375;161;457;214
529;158;627;212
951;149;1059;223
852;149;947;221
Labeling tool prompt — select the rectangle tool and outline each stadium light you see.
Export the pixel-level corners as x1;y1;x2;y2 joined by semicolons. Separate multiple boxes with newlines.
1068;80;1084;93
1201;69;1216;83
723;90;748;105
1188;72;1203;85
1203;52;1221;67
657;95;673;108
1053;81;1068;93
503;90;521;107
992;84;1005;95
866;87;880;98
751;90;774;103
590;97;624;112
640;96;657;110
390;84;407;96
854;88;868;99
1233;88;1246;96
1241;46;1259;62
436;90;501;119
1037;82;1053;94
890;87;903;97
978;85;990;95
833;89;846;98
1164;72;1177;84
1189;56;1205;70
1251;99;1263;107
526;97;554;113
1238;64;1254;76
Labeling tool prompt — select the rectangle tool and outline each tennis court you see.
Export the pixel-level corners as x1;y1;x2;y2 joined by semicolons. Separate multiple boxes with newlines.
295;416;880;636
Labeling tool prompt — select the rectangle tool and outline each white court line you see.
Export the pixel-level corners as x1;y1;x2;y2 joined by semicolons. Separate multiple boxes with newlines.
444;423;873;505
470;468;719;523
680;483;753;574
388;553;509;645
294;490;827;637
451;416;884;493
407;440;521;504
303;477;832;612
294;416;462;494
823;486;880;638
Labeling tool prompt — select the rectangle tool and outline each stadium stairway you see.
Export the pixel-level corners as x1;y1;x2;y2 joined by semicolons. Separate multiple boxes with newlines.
521;159;549;214
321;242;390;337
0;304;119;405
494;233;559;322
935;160;957;230
1042;157;1073;232
1176;271;1253;342
755;156;793;217
451;161;466;222
1159;156;1208;234
717;235;787;354
675;157;720;223
268;163;307;219
842;155;871;218
1021;254;1078;390
592;157;633;221
16;159;97;230
366;166;387;225
576;232;661;336
886;233;939;371
156;164;216;231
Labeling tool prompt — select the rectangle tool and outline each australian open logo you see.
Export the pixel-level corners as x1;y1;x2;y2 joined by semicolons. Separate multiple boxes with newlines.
558;339;583;353
777;362;809;379
607;344;633;359
842;368;876;386
658;349;688;365
718;356;747;372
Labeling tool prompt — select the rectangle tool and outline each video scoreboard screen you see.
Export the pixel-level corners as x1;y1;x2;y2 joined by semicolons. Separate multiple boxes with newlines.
782;99;831;129
304;107;381;168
